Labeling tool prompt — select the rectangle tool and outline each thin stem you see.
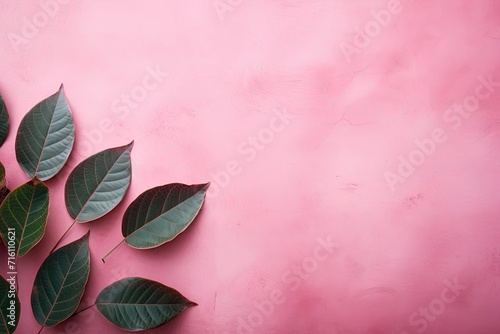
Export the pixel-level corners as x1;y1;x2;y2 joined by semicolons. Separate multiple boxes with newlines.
37;326;44;334
50;220;77;254
69;303;95;320
101;239;125;263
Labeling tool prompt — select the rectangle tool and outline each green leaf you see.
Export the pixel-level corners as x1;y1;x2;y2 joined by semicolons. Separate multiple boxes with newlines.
96;277;196;331
123;183;209;249
0;162;5;189
0;179;49;257
31;231;90;328
65;142;133;223
101;183;208;261
0;275;20;334
0;92;9;148
0;162;9;205
15;84;75;181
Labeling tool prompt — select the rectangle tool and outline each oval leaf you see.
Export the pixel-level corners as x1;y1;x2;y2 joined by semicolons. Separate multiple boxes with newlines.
0;92;9;147
31;231;90;328
65;142;133;223
122;183;209;249
0;275;20;334
0;162;9;205
96;277;196;331
0;179;49;257
15;84;75;181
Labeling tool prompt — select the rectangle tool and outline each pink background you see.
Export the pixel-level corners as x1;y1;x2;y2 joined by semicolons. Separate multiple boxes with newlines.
1;0;500;333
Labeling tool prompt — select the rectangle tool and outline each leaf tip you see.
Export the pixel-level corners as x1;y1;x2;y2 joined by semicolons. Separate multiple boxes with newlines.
113;141;134;153
59;83;65;91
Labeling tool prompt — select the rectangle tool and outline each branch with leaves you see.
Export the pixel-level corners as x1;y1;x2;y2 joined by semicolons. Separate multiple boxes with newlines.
0;86;208;333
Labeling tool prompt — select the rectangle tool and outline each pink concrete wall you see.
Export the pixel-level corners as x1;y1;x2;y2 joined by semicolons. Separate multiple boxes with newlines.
1;0;500;333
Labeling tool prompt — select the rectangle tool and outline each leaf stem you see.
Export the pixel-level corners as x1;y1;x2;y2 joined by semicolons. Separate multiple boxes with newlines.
50;219;77;254
37;326;44;334
69;303;95;319
101;239;125;263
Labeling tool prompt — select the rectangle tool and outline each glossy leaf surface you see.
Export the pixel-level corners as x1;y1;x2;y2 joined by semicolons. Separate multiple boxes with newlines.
15;85;74;180
0;275;20;333
122;183;209;249
0;179;49;257
65;142;133;223
96;277;196;331
31;231;90;327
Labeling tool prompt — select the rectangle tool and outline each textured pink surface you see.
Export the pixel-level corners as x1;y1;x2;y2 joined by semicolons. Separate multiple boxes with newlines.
1;0;500;333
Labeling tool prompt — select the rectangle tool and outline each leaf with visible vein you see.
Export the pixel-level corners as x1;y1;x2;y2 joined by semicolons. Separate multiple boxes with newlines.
0;275;20;333
96;277;196;331
123;183;209;248
102;183;208;261
31;231;90;328
0;178;49;257
15;84;74;180
65;142;133;223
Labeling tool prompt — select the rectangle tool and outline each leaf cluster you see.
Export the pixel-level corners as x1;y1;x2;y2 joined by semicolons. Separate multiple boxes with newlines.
0;86;208;332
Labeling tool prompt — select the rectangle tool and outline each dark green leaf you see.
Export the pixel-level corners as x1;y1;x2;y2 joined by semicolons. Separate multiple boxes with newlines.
122;183;209;249
65;142;133;223
0;162;5;189
31;231;90;328
0;162;9;205
0;275;20;333
96;277;196;331
15;84;75;180
0;92;9;148
0;179;49;257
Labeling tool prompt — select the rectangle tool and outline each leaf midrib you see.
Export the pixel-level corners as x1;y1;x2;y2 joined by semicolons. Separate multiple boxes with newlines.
17;183;43;256
73;149;129;222
34;98;59;176
41;243;85;327
124;190;201;242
